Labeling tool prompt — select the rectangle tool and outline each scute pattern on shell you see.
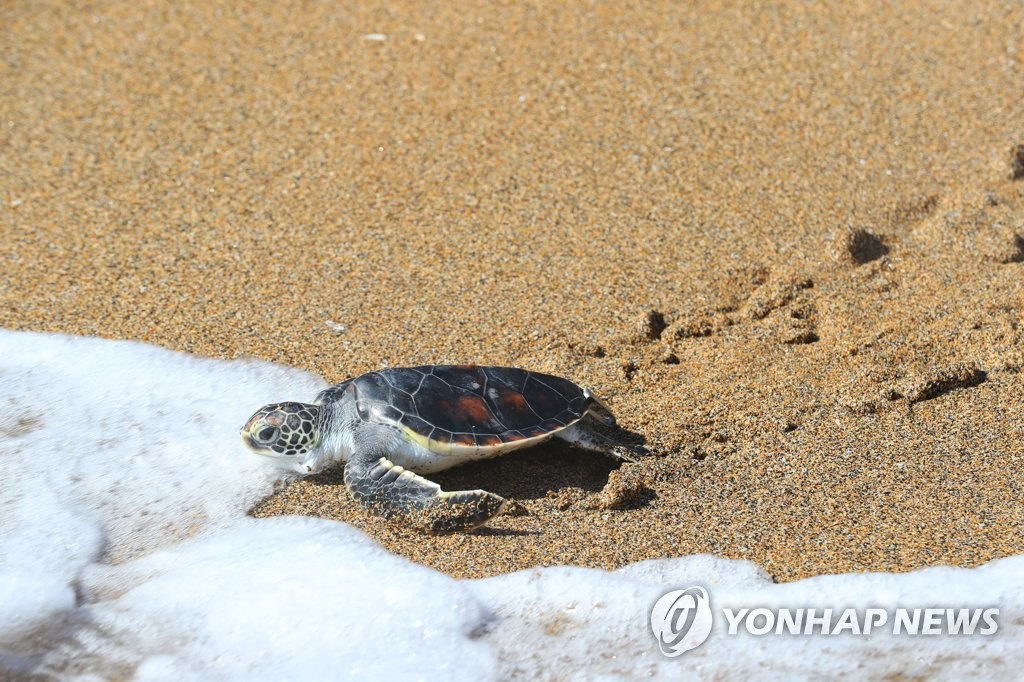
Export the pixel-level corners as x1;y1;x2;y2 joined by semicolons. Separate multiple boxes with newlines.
327;365;590;450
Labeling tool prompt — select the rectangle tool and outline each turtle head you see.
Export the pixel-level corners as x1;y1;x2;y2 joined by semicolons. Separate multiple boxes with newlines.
240;402;322;473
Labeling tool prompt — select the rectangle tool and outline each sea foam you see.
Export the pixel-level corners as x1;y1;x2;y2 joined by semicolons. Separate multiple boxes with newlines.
0;330;1021;680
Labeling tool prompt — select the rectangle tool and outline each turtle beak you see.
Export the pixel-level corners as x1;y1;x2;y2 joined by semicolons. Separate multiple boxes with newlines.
240;431;273;456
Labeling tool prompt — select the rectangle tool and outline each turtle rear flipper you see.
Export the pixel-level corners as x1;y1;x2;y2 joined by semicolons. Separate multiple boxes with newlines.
344;454;506;533
583;388;617;426
555;421;651;462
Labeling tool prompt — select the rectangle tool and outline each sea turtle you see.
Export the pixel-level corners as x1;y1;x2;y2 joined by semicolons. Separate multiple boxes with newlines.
240;365;648;533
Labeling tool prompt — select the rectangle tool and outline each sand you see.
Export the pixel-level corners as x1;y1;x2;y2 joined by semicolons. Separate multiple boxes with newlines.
2;0;1023;582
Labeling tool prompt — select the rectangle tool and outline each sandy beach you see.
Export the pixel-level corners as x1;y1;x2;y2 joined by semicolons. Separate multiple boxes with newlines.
3;0;1023;583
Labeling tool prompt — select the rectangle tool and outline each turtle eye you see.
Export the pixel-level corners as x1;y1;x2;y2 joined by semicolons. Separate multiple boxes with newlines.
257;426;279;442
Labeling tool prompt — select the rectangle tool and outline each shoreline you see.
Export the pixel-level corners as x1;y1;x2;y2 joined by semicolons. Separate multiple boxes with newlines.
4;0;1024;583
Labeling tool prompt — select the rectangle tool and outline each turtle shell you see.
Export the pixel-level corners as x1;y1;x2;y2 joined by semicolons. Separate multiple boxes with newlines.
341;365;592;452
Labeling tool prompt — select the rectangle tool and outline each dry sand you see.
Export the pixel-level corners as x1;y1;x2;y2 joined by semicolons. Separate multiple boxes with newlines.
3;1;1023;581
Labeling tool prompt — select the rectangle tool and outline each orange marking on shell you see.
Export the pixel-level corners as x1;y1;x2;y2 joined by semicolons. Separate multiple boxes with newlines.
453;433;477;446
478;435;502;447
501;391;529;411
457;395;491;422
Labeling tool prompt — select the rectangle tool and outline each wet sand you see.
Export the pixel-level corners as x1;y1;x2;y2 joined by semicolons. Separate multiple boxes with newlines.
3;0;1023;581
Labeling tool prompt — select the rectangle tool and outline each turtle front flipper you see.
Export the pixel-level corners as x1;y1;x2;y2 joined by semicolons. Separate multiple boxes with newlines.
343;453;507;533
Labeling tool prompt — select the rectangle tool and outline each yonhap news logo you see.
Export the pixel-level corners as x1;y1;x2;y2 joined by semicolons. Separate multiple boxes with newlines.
649;586;999;657
649;587;714;656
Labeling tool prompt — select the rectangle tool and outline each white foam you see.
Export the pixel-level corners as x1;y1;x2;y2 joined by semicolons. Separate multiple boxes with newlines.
471;556;1024;679
1;329;1021;680
73;517;494;681
0;330;323;665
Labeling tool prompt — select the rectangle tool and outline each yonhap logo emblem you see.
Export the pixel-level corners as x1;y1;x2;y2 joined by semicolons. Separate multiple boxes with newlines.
650;586;714;656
